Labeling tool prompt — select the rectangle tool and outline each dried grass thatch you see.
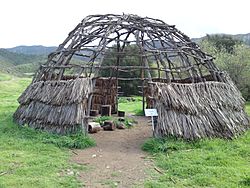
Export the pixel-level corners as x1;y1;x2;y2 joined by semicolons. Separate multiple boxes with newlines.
152;78;249;139
14;78;92;134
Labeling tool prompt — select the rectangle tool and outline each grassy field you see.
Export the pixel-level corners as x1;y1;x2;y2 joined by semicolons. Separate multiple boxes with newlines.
143;103;250;188
246;101;250;115
1;72;249;187
0;72;12;81
119;95;250;187
118;96;144;115
0;73;94;188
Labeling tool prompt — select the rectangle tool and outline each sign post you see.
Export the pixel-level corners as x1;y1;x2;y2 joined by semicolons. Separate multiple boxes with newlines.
144;109;158;131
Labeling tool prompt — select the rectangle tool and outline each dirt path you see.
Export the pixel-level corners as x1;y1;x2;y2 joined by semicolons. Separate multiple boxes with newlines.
72;116;153;188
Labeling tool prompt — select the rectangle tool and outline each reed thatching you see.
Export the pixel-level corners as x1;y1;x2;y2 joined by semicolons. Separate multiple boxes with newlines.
151;76;249;139
14;78;92;134
13;14;249;138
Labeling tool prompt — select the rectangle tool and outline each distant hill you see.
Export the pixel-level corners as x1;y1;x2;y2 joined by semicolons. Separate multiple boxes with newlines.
6;45;57;55
0;48;46;75
232;33;250;46
192;33;250;46
0;48;45;65
1;33;249;76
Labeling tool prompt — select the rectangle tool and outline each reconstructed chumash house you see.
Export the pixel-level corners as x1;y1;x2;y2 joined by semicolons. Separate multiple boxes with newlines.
14;14;249;139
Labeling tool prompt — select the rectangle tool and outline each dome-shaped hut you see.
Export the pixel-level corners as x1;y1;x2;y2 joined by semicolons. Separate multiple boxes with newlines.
14;14;249;139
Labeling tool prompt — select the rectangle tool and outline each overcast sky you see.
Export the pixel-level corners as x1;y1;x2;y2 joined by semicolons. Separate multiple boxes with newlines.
0;0;249;48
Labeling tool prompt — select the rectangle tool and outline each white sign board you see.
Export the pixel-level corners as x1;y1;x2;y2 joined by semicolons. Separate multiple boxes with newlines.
145;109;158;117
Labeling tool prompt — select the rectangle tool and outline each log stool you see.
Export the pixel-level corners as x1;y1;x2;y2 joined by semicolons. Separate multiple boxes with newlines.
90;110;99;116
118;110;125;117
103;120;116;131
101;105;111;116
88;122;101;133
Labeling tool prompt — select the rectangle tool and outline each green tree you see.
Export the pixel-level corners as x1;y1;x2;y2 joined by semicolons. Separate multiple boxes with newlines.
200;39;250;100
100;44;142;96
204;34;242;54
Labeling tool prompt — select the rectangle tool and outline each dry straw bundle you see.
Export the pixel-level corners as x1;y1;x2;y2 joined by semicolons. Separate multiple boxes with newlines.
152;79;249;139
14;78;92;134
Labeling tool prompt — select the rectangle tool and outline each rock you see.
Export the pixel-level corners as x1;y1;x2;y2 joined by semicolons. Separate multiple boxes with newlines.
118;117;125;122
67;170;74;176
116;123;126;129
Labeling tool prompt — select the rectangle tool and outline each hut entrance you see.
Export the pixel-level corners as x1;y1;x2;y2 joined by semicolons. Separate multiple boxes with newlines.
90;77;151;116
91;77;118;115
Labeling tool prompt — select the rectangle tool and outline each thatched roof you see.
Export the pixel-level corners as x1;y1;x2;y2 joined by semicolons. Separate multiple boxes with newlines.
18;78;92;105
14;78;92;134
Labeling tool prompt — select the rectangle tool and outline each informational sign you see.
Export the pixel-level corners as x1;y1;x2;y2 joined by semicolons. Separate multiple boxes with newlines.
144;109;158;132
144;109;158;117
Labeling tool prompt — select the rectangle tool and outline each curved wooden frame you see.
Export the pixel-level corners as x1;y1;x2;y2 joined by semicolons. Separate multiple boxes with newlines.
33;14;225;84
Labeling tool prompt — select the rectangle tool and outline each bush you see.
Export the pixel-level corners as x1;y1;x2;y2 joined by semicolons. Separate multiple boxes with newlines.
41;132;95;149
93;116;112;126
200;39;250;100
142;138;168;153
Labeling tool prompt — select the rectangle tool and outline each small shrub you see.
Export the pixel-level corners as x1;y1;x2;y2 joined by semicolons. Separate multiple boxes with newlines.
9;125;95;149
124;117;137;128
239;177;250;186
94;116;112;126
142;138;168;153
41;133;95;149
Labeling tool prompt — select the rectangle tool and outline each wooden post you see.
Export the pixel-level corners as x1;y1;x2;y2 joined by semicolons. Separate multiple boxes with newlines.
142;80;145;112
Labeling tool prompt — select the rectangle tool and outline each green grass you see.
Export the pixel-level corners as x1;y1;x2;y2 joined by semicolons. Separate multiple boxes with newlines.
93;116;113;125
118;96;144;115
246;101;250;115
0;72;12;81
0;74;95;187
143;102;250;188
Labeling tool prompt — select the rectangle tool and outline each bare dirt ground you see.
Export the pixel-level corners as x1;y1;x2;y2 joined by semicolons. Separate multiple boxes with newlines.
71;116;153;188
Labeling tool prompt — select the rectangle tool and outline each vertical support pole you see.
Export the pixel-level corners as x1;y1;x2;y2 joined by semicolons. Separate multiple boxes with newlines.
115;33;121;114
141;56;145;113
151;116;154;131
142;80;145;113
86;78;96;134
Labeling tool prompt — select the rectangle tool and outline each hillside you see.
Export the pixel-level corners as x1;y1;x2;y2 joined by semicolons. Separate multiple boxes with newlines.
1;32;249;76
0;47;84;75
0;48;45;65
6;45;56;55
232;33;250;45
0;48;46;75
192;33;250;45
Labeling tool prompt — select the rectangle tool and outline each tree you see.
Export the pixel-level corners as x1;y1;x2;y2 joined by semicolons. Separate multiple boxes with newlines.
100;44;142;96
204;34;242;54
200;39;250;100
